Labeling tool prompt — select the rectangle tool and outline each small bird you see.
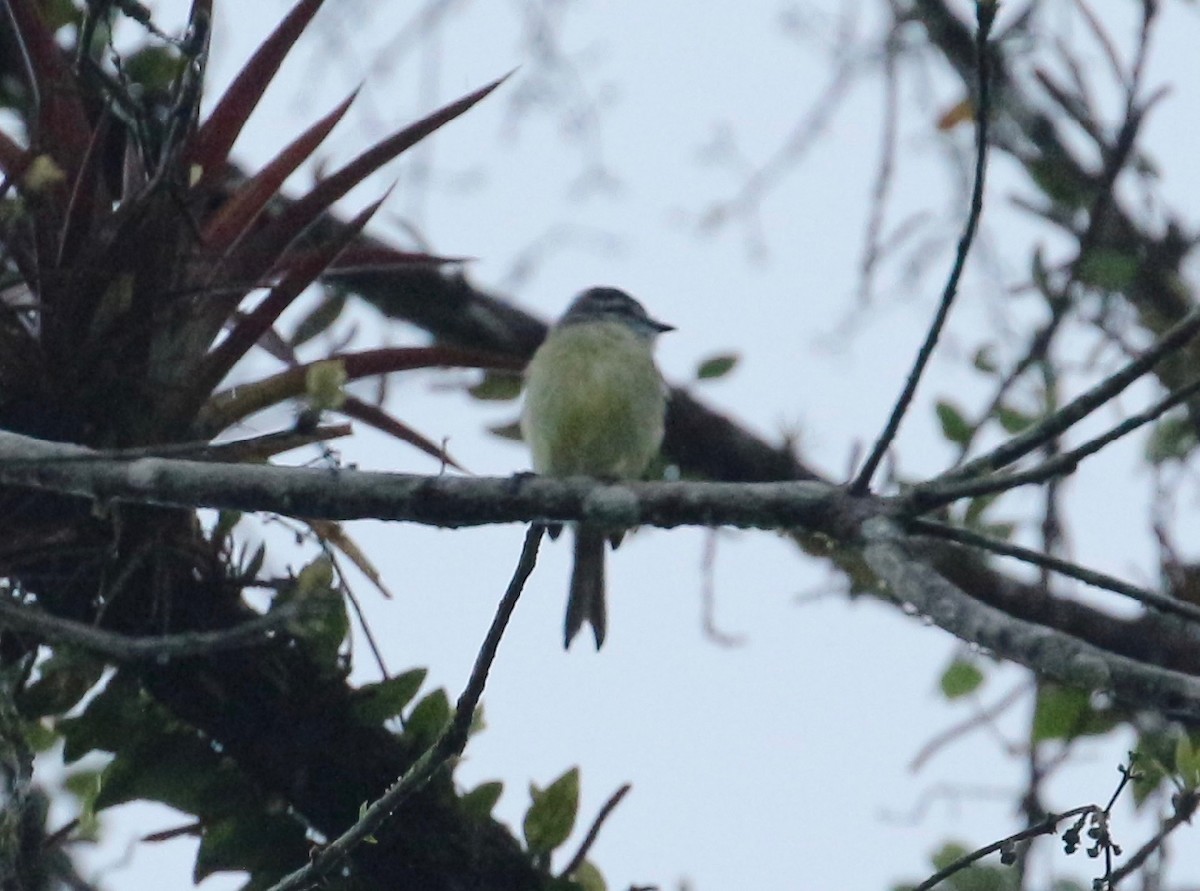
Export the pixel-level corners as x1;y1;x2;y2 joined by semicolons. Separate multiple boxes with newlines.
521;287;673;649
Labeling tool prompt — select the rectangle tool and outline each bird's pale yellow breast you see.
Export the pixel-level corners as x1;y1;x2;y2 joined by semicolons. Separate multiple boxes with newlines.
522;320;667;479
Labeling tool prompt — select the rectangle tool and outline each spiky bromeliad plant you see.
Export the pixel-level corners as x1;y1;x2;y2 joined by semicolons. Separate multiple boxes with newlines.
0;1;552;888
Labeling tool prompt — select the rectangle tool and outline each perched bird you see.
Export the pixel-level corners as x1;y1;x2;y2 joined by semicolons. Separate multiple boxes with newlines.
521;287;673;649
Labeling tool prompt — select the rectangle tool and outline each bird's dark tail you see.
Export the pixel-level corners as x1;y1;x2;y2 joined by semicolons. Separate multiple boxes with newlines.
565;527;606;649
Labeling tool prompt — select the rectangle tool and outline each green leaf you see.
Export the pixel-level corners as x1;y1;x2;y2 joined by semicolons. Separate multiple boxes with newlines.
95;733;256;815
62;767;104;840
1174;733;1200;791
963;492;999;528
935;400;972;446
1130;732;1172;807
927;841;1016;891
18;650;105;718
59;672;147;762
1028;156;1095;209
63;768;101;803
405;688;451;750
695;353;739;381
1031;683;1120;743
488;419;525;442
1146;415;1196;464
1030;246;1052;296
39;0;83;32
1076;249;1140;292
996;406;1035;434
123;46;190;94
940;659;985;700
469;371;524;401
980;521;1015;542
461;781;504;821
242;542;267;581
1032;684;1086;742
290;289;348;348
931;842;970;871
23;719;58;753
972;345;998;375
351;669;428;726
523;767;580;856
213;510;243;544
194;812;310;882
570;860;607;891
305;359;347;412
283;557;347;671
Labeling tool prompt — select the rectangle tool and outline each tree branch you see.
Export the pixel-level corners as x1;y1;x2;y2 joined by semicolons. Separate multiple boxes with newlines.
7;429;1200;722
0;430;851;532
864;517;1200;722
909;518;1200;627
852;0;996;494
0;596;304;661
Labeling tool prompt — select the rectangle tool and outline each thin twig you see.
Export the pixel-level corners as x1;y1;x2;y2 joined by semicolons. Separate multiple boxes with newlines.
559;783;633;880
952;295;1070;463
700;530;744;647
856;23;901;304
909;681;1033;773
939;306;1200;484
0;597;303;661
916;756;1137;890
1069;0;1125;90
696;7;864;247
851;2;996;494
914;805;1095;891
324;548;390;680
1109;789;1198;886
908;518;1200;626
265;523;544;891
141;821;205;843
0;425;352;465
916;374;1200;508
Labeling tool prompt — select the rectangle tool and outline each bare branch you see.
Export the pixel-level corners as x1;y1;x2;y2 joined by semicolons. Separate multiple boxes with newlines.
864;517;1200;722
0;597;304;661
1109;788;1199;886
913;805;1095;891
908;518;1200;627
559;783;632;880
0;430;845;533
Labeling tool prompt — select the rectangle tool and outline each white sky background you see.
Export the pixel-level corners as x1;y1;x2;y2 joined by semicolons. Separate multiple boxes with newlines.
58;1;1200;889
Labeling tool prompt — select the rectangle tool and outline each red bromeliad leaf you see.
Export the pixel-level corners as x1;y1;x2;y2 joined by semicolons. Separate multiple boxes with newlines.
304;518;395;599
336;345;523;379
193;193;388;405
0;131;32;180
197;344;521;438
338;396;466;472
202;89;359;254
235;73;511;271
4;0;92;183
323;245;471;272
187;0;325;188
